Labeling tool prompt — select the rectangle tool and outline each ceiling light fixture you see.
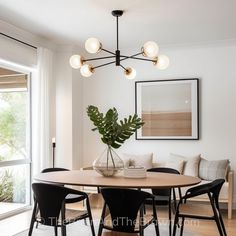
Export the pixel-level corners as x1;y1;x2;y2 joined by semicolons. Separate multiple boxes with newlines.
69;10;169;79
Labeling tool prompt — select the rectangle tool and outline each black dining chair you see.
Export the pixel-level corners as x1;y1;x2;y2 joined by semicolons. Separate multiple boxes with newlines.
29;183;95;236
41;168;83;203
146;167;181;236
173;179;227;236
98;188;160;236
35;168;86;228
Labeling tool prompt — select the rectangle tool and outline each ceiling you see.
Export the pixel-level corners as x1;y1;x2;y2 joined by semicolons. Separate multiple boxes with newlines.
0;0;236;49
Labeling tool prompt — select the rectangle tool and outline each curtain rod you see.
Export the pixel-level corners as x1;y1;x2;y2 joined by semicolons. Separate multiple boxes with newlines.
0;32;37;49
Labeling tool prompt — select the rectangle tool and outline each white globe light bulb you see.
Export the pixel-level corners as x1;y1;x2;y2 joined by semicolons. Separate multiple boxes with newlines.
125;67;136;80
142;41;159;58
80;64;94;77
154;55;170;70
69;55;83;69
85;37;102;54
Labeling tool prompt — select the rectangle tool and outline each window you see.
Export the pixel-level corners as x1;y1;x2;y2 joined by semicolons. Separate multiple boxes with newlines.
0;66;31;218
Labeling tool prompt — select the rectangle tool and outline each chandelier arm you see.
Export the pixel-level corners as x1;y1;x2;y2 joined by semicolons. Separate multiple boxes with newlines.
84;56;116;62
93;61;116;69
130;57;156;62
119;57;131;62
120;52;143;62
119;64;127;71
121;52;143;57
101;48;116;55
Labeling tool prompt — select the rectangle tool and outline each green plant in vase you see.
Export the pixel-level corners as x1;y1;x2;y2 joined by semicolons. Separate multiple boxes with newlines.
87;105;144;176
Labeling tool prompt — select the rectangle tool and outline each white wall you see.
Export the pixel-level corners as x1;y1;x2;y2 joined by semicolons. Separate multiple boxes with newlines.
0;35;37;68
72;64;83;169
81;42;236;201
54;50;73;169
54;46;84;169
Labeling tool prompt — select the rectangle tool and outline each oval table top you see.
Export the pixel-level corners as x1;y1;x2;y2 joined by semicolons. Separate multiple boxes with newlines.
34;170;201;189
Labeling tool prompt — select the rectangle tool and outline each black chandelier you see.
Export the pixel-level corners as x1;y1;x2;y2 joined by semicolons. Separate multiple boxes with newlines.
69;10;169;79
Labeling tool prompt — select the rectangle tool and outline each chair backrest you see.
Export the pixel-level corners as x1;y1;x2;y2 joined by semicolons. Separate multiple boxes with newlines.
147;167;180;196
32;183;69;226
101;188;151;233
184;179;225;207
147;167;180;175
41;168;69;173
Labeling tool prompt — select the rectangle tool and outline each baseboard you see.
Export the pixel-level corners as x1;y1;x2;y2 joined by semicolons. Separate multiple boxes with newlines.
219;201;236;212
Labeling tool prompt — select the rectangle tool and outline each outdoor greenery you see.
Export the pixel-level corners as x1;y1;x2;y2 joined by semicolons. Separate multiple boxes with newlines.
0;92;27;203
0;169;26;203
87;105;144;149
0;170;13;202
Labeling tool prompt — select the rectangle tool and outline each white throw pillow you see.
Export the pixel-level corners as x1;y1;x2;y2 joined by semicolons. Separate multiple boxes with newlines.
165;159;185;174
183;155;201;177
165;153;185;174
167;153;201;175
122;153;153;169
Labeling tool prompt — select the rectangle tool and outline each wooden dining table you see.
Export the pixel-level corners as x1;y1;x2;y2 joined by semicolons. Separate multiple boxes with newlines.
34;170;201;236
34;169;201;189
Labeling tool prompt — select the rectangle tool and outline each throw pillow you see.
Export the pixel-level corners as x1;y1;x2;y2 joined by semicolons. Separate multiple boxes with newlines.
165;158;185;174
199;158;230;180
122;153;153;169
183;155;201;177
167;153;201;176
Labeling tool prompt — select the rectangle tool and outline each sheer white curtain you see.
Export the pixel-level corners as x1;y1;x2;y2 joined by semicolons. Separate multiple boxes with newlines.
32;47;54;175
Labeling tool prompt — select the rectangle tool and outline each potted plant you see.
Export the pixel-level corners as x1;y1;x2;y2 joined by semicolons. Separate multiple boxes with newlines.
87;105;144;176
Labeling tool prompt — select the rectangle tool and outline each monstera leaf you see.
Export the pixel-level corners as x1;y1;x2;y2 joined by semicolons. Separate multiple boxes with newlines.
87;105;144;149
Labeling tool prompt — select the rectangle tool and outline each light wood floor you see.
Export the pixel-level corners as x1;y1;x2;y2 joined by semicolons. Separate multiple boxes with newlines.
0;194;235;236
72;194;236;236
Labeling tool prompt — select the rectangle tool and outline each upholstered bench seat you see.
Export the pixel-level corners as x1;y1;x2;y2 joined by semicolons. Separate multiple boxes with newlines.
81;152;234;219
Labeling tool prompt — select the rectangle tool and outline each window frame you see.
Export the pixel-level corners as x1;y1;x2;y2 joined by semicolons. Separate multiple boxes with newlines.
0;61;32;219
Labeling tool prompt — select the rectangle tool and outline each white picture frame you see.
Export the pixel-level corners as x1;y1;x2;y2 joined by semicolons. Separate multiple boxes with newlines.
135;78;199;140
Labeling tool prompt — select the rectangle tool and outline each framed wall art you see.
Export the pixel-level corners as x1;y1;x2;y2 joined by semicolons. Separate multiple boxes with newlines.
135;78;199;140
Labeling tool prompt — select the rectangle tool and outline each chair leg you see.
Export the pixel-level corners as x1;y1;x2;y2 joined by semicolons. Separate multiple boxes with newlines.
54;226;58;236
28;219;35;236
212;202;225;236
218;213;227;236
180;217;185;236
172;211;179;236
98;225;103;236
98;203;106;236
168;198;172;236
86;198;96;236
35;206;39;229
84;218;87;225
152;199;160;236
140;228;144;236
143;203;146;214
172;188;177;212
61;202;67;236
61;225;66;236
215;216;224;236
28;202;37;236
139;205;145;236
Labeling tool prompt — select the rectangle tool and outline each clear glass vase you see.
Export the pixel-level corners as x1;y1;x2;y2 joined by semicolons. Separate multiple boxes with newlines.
93;145;124;177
